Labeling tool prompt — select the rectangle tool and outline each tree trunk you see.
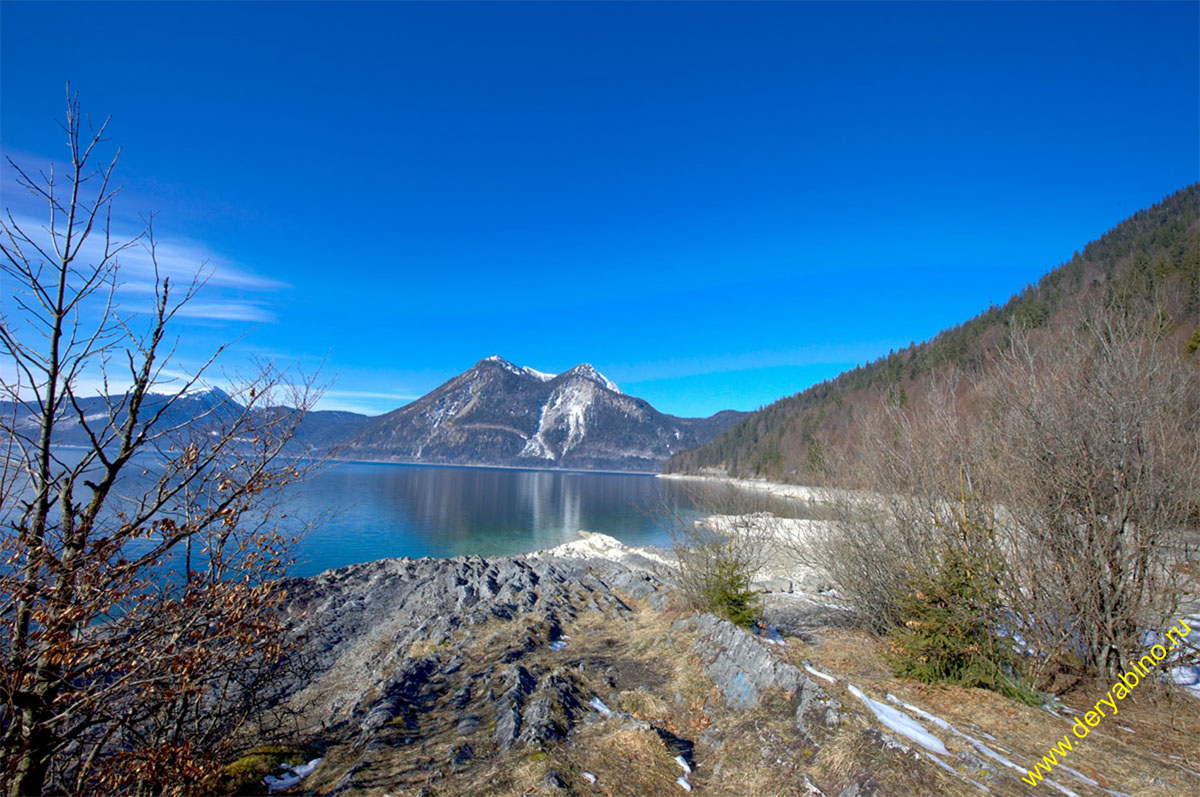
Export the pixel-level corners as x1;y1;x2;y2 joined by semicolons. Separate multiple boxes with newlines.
9;707;51;797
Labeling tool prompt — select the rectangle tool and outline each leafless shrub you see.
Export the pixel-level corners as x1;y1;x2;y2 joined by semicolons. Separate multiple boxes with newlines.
792;299;1199;681
784;373;1002;633
983;305;1200;678
660;483;781;626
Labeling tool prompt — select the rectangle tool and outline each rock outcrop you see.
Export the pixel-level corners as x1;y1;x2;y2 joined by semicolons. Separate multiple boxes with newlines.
266;535;841;794
672;613;842;733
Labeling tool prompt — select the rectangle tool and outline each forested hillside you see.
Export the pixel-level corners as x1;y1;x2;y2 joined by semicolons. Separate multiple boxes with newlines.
665;184;1200;482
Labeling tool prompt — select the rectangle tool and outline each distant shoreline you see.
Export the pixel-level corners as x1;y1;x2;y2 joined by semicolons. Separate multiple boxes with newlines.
324;456;662;478
656;472;825;502
657;472;883;512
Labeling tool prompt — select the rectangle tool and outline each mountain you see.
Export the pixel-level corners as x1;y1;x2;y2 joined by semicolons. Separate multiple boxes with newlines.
9;386;240;448
665;183;1200;482
287;409;371;451
8;386;370;456
11;359;743;472
339;355;747;471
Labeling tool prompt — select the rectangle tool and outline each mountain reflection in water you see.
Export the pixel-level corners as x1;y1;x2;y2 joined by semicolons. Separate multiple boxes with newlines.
281;462;698;577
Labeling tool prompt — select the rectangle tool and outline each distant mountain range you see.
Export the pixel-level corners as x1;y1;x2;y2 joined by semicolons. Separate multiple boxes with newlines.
13;357;746;473
329;356;746;472
8;386;240;449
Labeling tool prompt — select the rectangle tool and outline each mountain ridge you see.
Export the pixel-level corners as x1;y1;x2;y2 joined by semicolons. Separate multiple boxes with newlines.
665;183;1200;482
12;357;745;473
337;356;746;471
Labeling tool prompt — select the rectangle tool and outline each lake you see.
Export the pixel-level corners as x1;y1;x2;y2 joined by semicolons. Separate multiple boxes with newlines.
281;462;702;577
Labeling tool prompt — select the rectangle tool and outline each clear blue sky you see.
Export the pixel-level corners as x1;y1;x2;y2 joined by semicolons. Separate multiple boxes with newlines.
2;1;1197;416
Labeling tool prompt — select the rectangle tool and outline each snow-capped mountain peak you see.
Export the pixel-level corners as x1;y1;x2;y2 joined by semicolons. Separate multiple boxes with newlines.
476;356;618;392
479;355;557;383
147;384;232;403
560;363;620;394
342;356;745;471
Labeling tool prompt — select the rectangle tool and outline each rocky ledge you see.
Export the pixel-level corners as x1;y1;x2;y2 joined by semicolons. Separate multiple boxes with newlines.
260;533;844;795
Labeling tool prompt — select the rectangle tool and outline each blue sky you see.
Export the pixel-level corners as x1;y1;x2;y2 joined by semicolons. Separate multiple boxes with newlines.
2;1;1197;416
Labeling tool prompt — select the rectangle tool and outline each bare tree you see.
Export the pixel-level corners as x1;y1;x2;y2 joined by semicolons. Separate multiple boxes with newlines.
0;93;318;794
786;373;1005;633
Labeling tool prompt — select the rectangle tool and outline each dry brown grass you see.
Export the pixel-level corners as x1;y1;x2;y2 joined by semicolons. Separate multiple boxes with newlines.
799;629;1200;796
812;714;874;784
791;628;891;680
284;577;1200;797
556;726;683;795
617;688;672;720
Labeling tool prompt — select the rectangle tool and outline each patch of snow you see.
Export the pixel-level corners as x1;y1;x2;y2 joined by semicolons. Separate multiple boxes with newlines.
1134;616;1200;699
1169;665;1200;699
674;754;692;773
921;750;991;793
1057;765;1098;787
146;385;230;405
519;400;557;460
522;380;597;458
887;694;951;730
589;697;612;716
428;392;465;430
888;695;1021;773
848;684;948;755
582;772;597;784
1140;629;1162;647
521;365;557;382
1167;756;1200;779
264;758;322;792
549;639;568;651
484;355;558;382
884;695;1091;797
803;662;837;683
482;354;516;370
564;363;621;393
1010;631;1036;656
676;776;692;791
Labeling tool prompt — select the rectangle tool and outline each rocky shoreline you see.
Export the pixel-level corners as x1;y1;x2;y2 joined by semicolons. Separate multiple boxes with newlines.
657;472;831;503
237;527;1200;796
261;531;846;795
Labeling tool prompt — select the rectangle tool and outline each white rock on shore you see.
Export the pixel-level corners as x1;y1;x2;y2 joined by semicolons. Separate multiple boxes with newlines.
658;472;879;510
522;530;674;572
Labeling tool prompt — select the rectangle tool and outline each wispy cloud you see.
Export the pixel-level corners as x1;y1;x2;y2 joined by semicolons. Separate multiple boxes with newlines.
175;302;276;323
314;389;420;416
0;361;222;401
107;233;290;292
2;212;286;323
322;389;421;401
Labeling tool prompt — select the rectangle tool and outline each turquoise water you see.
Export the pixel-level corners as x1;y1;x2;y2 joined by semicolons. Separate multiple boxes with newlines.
281;462;699;577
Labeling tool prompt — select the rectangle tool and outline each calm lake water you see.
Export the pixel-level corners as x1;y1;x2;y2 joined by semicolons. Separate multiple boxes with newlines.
281;462;701;577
